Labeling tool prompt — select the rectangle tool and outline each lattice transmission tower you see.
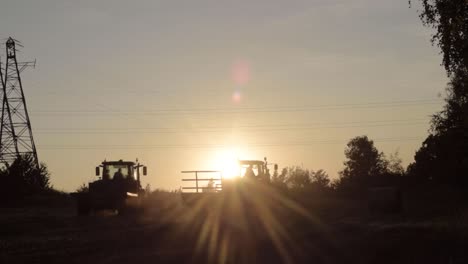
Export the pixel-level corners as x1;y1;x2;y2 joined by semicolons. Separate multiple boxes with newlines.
0;37;38;167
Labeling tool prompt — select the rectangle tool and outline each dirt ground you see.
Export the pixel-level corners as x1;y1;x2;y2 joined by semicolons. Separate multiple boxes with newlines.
1;197;468;264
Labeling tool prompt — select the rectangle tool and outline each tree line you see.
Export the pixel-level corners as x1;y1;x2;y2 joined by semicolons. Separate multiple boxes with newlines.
267;135;405;197
408;0;467;191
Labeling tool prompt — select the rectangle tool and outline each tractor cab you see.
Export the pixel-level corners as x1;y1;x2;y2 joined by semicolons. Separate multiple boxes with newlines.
97;160;146;184
75;159;147;215
92;159;147;197
239;159;273;183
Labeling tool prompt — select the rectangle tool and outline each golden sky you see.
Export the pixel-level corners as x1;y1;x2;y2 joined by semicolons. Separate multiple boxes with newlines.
0;0;447;191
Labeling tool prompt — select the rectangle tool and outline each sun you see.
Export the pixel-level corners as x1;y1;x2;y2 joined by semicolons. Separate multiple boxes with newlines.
210;148;243;179
221;158;240;179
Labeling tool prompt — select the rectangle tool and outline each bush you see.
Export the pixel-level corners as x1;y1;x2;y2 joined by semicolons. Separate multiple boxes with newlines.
0;154;51;201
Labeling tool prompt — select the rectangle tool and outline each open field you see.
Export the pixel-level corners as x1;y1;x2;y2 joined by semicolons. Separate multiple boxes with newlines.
2;191;468;264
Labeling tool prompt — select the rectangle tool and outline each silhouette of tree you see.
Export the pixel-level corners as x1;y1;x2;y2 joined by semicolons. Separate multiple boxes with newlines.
407;134;443;182
415;0;467;75
0;154;51;198
273;166;331;192
387;150;405;176
409;1;468;188
310;169;330;190
336;136;387;194
286;166;311;190
408;76;468;184
271;167;288;190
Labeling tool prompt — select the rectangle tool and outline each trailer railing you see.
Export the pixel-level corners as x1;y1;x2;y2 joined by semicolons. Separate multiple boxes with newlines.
181;170;223;193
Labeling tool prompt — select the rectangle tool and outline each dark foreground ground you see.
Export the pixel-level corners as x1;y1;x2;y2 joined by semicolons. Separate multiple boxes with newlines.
1;192;468;264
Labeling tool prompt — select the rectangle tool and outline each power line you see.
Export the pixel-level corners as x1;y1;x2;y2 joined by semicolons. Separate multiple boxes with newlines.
33;120;428;134
35;118;427;130
31;99;441;116
36;136;421;150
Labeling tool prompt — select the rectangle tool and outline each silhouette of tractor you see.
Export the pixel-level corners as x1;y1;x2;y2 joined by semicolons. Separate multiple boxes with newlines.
74;159;147;215
181;157;277;204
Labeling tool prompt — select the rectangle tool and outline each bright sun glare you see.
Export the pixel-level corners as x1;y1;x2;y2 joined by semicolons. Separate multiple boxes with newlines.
211;148;243;179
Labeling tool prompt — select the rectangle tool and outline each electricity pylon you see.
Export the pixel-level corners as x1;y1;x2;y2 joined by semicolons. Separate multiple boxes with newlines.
0;37;38;167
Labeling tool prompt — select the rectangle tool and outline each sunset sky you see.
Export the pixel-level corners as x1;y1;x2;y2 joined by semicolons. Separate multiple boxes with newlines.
0;0;447;191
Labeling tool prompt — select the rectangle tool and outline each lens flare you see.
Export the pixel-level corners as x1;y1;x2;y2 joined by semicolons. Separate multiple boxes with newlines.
231;60;250;86
177;180;334;264
232;90;241;103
